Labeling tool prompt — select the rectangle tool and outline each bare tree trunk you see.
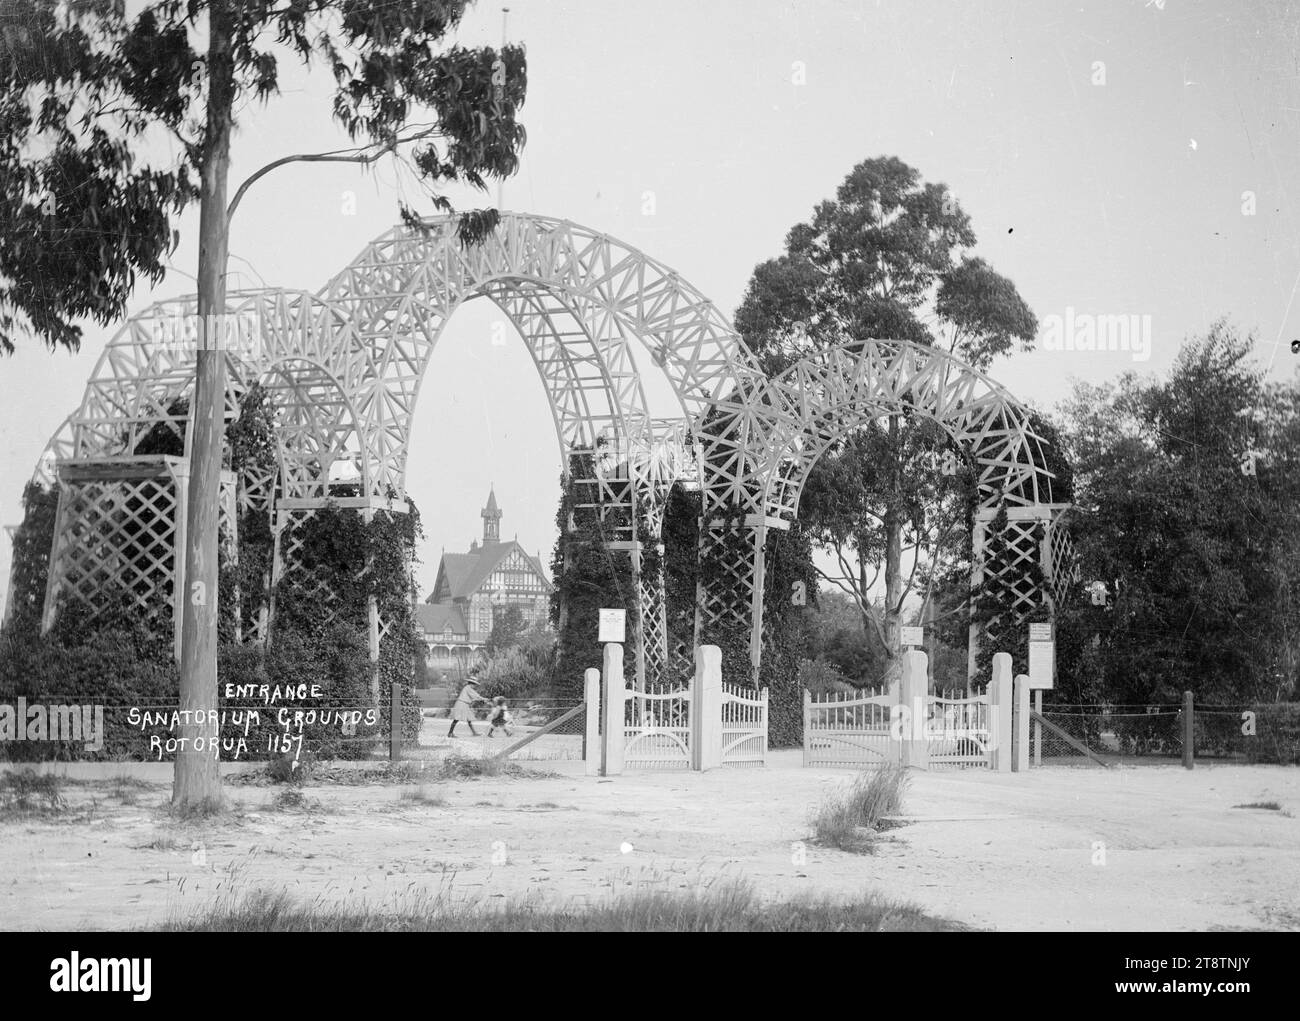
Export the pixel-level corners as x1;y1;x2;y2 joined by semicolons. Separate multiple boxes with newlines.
882;414;903;686
174;2;234;810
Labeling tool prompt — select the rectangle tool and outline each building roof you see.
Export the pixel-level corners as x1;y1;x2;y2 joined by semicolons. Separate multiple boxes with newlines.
414;602;468;637
434;539;552;601
435;552;480;599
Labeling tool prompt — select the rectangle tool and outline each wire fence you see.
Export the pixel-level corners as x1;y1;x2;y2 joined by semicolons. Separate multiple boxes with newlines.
1036;702;1300;767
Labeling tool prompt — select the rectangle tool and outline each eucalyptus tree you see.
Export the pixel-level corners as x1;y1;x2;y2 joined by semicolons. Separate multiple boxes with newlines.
0;0;526;807
735;156;1037;681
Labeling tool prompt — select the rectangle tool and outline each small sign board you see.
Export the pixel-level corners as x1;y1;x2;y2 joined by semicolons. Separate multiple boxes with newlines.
1029;622;1053;642
598;608;626;645
900;626;924;648
1028;640;1055;690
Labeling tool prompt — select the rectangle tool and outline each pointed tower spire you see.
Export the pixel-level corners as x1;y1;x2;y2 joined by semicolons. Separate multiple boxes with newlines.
482;485;502;544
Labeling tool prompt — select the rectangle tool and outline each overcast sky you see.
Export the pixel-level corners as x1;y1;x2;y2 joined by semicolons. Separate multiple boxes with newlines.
2;0;1298;606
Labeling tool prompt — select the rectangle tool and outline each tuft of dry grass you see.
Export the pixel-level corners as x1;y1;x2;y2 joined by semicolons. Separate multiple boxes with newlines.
0;768;67;816
809;765;911;854
167;795;229;821
436;753;504;780
273;788;307;811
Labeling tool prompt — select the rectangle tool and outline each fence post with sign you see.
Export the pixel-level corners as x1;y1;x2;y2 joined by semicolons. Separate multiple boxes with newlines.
1027;623;1054;767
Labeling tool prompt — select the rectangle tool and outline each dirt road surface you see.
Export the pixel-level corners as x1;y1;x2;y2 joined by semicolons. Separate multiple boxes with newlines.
3;755;1297;931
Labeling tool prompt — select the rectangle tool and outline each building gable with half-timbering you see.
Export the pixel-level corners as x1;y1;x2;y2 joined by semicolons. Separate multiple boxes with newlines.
414;489;552;674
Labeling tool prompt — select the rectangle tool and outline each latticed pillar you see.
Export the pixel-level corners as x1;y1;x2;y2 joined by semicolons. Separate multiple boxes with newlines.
637;554;670;686
269;506;340;634
42;456;235;659
694;517;763;686
967;504;1074;681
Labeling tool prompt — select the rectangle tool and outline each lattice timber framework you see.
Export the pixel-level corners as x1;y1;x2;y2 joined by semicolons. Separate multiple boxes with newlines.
24;213;1073;693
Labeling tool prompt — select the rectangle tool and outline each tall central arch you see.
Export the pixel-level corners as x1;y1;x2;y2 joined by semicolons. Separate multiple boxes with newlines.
314;213;781;685
23;212;1075;694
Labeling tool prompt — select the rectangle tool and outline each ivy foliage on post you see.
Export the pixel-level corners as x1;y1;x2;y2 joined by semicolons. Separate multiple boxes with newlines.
2;481;60;634
271;491;425;746
687;498;817;750
549;453;636;699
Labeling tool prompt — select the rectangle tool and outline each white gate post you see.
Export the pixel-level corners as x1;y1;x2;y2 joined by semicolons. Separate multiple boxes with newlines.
1012;673;1031;772
601;643;625;776
901;649;929;770
692;644;722;771
584;667;601;777
988;652;1013;773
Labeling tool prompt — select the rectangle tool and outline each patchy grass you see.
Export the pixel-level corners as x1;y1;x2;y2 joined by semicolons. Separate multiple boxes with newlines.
106;774;153;790
273;788;308;811
155;876;967;932
223;756;558;788
112;782;141;806
0;769;67;816
809;765;912;854
436;753;504;780
398;786;446;807
167;796;229;821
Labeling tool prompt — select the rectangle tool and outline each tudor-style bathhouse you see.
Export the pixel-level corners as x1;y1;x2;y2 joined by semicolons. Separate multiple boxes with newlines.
414;489;553;674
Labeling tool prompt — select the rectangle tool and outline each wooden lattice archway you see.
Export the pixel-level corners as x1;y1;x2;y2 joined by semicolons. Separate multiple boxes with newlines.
23;213;1073;690
761;341;1076;679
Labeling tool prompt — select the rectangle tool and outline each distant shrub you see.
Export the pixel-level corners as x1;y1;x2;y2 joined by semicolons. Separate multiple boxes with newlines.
474;636;557;701
798;658;857;697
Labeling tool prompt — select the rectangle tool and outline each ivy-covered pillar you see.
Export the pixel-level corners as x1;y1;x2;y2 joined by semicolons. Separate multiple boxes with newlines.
363;507;380;705
747;517;768;685
693;515;756;687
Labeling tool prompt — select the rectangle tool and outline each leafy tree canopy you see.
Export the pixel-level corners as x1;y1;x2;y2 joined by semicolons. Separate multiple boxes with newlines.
0;0;527;353
1056;321;1299;703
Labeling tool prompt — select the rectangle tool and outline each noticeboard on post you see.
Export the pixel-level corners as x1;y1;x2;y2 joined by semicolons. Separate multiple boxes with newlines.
1028;640;1055;690
598;608;627;645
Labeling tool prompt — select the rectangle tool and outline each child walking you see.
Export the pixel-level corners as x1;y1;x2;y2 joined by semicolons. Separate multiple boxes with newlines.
447;679;485;738
487;695;514;738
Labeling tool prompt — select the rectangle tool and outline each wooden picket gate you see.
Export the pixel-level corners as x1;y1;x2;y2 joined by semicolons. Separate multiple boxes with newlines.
803;686;899;768
623;684;692;770
586;647;773;774
926;688;993;770
802;685;995;771
720;683;768;767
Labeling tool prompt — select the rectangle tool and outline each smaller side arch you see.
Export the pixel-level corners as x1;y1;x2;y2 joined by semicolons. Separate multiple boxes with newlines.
701;339;1071;686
